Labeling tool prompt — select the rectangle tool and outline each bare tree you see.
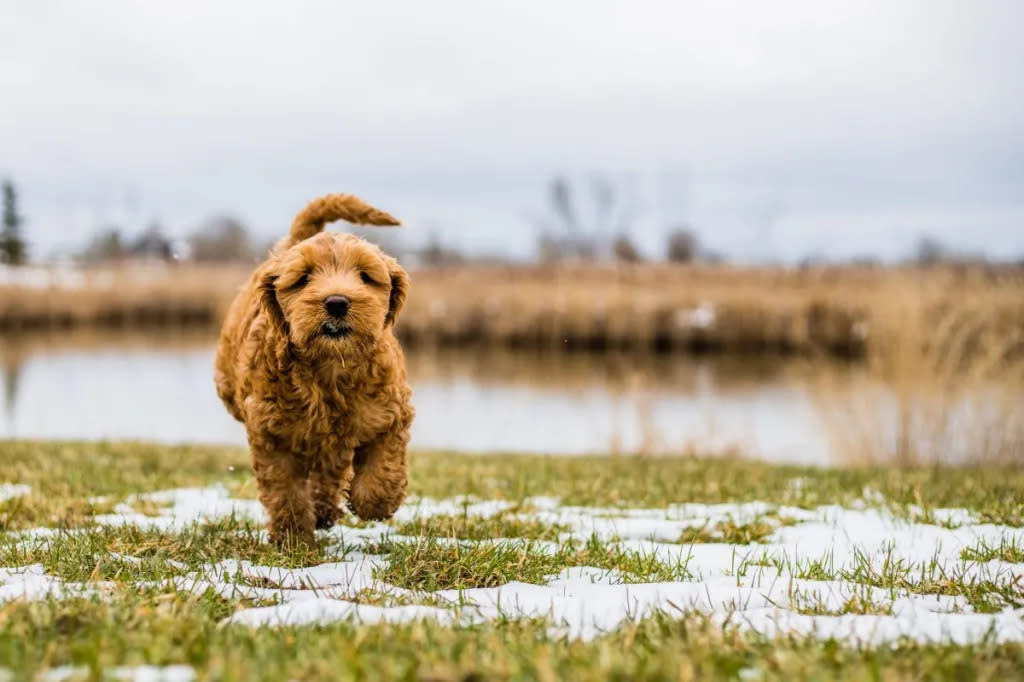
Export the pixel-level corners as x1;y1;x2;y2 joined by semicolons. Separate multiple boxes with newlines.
549;177;579;236
80;228;127;263
915;235;949;266
666;227;698;263
131;222;174;261
190;216;253;262
418;231;464;267
613;234;642;262
535;173;637;262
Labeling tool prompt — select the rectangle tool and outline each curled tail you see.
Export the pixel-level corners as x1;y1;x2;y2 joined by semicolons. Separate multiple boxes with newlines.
289;193;401;243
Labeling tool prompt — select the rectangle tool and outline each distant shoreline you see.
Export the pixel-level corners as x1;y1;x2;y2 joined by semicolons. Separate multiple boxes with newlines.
1;262;1021;359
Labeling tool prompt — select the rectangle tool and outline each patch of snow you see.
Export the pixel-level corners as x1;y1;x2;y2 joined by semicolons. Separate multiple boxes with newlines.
37;666;83;682
0;483;30;503
0;564;46;581
430;574;1023;643
0;570;111;603
533;500;816;543
36;665;195;682
731;608;1023;646
548;566;626;585
93;485;265;530
108;666;196;682
393;497;519;522
906;505;978;527
3;485;1023;646
108;551;189;571
227;599;456;628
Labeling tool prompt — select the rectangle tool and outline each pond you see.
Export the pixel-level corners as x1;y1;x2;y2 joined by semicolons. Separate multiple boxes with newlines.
0;331;854;465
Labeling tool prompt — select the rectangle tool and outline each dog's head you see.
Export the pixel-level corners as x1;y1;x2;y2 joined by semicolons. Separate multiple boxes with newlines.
258;232;408;359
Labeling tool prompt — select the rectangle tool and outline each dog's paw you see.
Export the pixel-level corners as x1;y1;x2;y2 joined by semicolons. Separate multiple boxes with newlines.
346;489;404;522
269;527;316;552
268;512;317;551
314;504;343;530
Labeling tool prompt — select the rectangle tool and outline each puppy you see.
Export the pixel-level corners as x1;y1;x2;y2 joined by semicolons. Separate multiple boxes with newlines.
215;194;413;546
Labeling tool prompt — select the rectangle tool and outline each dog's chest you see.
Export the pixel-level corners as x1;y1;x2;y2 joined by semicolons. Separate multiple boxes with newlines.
271;377;400;453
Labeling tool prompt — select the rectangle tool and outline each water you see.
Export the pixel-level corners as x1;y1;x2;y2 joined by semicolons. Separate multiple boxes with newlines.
1;332;843;464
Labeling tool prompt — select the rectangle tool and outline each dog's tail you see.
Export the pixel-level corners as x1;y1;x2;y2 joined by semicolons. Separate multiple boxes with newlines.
289;193;401;242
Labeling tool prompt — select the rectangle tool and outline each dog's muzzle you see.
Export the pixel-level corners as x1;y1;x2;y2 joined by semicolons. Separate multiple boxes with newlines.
321;319;351;338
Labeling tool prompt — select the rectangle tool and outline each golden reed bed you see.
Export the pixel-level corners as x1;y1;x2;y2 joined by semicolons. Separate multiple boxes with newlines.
1;263;1021;360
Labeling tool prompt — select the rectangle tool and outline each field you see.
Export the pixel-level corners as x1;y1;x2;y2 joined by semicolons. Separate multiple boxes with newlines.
2;261;1022;678
2;263;1022;358
1;441;1023;680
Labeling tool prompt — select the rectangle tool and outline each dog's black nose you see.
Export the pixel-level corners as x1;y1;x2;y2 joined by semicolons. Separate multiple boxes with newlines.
324;295;350;318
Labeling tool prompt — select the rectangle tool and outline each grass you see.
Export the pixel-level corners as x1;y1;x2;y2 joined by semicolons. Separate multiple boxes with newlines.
2;597;1022;682
370;537;563;591
407;451;1024;525
372;534;692;590
836;546;1024;614
791;590;896;617
0;518;328;583
392;510;569;542
4;441;1024;532
676;514;798;545
961;537;1024;564
1;439;1023;680
0;441;250;532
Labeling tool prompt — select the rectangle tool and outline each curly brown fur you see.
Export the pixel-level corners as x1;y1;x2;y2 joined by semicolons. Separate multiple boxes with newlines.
215;193;412;547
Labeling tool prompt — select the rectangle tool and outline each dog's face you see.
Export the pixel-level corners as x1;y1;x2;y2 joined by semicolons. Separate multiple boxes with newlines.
259;232;408;358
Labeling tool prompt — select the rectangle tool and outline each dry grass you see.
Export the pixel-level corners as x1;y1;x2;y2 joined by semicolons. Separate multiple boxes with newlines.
2;262;1022;361
812;278;1024;465
403;264;1023;359
404;262;877;354
0;263;248;331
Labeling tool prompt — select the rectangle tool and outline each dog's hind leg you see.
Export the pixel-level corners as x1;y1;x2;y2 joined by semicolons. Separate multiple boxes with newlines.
251;445;315;548
347;428;409;521
309;451;354;530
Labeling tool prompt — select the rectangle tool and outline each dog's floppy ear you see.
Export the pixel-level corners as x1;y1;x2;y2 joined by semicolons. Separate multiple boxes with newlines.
385;258;409;327
259;269;289;337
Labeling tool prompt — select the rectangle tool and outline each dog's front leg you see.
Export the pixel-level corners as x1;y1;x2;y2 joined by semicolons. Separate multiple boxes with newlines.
348;429;409;521
309;450;354;530
251;445;315;547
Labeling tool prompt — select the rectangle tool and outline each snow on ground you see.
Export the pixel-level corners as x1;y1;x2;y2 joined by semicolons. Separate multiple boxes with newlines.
31;664;195;681
1;485;1022;645
92;485;265;530
0;483;30;504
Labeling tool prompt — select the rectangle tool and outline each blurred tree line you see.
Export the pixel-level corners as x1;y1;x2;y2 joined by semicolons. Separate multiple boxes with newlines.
3;175;1021;268
0;180;27;265
79;215;265;264
534;174;712;264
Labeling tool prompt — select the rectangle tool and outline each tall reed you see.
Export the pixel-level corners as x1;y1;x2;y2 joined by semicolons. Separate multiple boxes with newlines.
813;269;1024;466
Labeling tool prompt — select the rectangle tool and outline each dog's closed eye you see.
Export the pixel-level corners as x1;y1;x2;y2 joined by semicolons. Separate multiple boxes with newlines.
286;270;312;290
359;271;381;286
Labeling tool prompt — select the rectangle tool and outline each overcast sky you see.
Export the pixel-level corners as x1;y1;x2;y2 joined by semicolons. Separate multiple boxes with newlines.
2;0;1022;262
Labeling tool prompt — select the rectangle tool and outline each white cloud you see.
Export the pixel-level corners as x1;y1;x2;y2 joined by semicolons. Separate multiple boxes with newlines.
1;0;1022;260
